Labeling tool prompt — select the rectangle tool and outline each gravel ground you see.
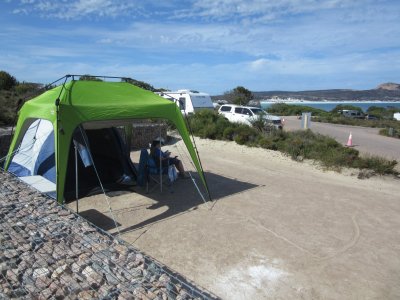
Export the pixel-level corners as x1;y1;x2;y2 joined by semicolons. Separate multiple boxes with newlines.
0;171;217;300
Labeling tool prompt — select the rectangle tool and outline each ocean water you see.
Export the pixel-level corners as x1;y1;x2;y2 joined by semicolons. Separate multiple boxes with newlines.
260;101;400;112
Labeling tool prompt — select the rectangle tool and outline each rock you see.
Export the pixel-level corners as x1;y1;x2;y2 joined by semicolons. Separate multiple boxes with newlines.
82;265;95;278
105;272;120;286
118;291;135;300
114;244;129;256
6;269;18;282
57;210;70;217
156;273;171;288
52;248;66;260
0;261;9;272
78;290;99;299
48;281;60;293
32;267;50;279
38;288;53;300
4;249;18;259
35;276;51;290
71;262;84;273
55;287;66;298
51;264;68;279
146;290;158;299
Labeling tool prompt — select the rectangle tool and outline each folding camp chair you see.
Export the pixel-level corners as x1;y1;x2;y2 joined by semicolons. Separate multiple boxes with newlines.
137;149;172;193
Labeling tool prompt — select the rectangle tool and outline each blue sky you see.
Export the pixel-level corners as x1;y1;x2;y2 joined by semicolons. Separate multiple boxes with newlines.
1;0;399;95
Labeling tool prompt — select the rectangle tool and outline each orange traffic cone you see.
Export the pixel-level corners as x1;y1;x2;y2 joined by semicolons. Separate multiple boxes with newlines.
346;132;353;147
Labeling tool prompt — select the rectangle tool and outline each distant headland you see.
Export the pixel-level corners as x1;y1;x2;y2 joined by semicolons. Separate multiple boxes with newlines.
214;82;400;102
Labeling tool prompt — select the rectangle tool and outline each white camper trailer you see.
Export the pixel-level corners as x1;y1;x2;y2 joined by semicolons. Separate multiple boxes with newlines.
156;89;214;114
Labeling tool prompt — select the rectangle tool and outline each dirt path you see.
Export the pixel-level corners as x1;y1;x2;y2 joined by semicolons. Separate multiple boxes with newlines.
69;138;400;299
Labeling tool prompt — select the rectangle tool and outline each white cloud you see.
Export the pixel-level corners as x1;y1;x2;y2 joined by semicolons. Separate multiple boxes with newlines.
179;0;362;23
249;58;269;71
11;0;376;22
13;0;144;19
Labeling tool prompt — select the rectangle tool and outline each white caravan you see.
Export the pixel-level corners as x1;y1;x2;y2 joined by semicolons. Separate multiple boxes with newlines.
156;89;214;114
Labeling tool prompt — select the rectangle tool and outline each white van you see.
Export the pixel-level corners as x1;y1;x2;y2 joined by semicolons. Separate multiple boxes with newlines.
156;89;214;114
218;104;283;129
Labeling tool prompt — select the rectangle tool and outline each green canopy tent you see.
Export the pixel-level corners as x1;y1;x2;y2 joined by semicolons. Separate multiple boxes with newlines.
4;76;209;203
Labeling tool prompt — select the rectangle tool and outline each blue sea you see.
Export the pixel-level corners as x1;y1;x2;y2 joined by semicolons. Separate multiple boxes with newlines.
260;101;400;112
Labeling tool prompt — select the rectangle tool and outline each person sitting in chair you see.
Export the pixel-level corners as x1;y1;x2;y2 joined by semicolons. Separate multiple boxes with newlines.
150;140;188;178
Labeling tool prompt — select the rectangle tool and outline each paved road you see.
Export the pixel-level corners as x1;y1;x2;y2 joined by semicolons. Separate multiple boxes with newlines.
283;116;400;162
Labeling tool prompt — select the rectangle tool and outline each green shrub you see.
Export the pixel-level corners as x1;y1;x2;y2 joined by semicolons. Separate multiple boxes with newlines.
223;127;235;140
188;110;234;140
258;137;277;150
0;90;19;125
354;155;398;174
379;128;400;139
0;71;17;90
266;103;328;117
233;125;260;145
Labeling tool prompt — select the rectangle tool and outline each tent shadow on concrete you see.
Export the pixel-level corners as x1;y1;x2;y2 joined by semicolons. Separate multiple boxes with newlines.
114;171;260;235
78;209;122;231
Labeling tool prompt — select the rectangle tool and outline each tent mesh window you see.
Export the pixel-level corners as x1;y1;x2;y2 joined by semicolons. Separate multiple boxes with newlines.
0;171;218;300
131;122;168;150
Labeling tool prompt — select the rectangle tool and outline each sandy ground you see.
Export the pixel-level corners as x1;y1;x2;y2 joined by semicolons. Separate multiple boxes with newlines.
68;136;400;299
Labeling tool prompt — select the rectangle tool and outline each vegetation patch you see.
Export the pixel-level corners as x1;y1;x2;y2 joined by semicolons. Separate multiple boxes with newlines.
188;110;398;176
266;103;329;117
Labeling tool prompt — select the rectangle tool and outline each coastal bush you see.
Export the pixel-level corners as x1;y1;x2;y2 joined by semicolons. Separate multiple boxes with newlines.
379;127;400;139
354;155;397;175
367;105;400;119
266;103;328;117
188;110;238;140
233;125;260;146
260;130;397;174
0;90;19;125
187;109;398;175
223;127;235;140
0;71;17;90
258;137;277;150
0;73;42;126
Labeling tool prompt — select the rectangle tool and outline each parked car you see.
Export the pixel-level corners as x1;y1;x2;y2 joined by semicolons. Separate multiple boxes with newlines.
218;104;283;129
365;114;379;120
339;109;364;119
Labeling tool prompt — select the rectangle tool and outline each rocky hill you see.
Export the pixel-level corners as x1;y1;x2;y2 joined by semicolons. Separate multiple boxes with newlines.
377;82;400;91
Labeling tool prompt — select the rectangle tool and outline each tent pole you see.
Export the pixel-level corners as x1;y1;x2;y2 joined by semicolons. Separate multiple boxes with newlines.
159;123;163;192
74;144;79;214
180;107;212;202
191;177;209;208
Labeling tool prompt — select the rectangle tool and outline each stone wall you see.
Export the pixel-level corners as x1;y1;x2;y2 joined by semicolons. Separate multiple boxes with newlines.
0;171;218;299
